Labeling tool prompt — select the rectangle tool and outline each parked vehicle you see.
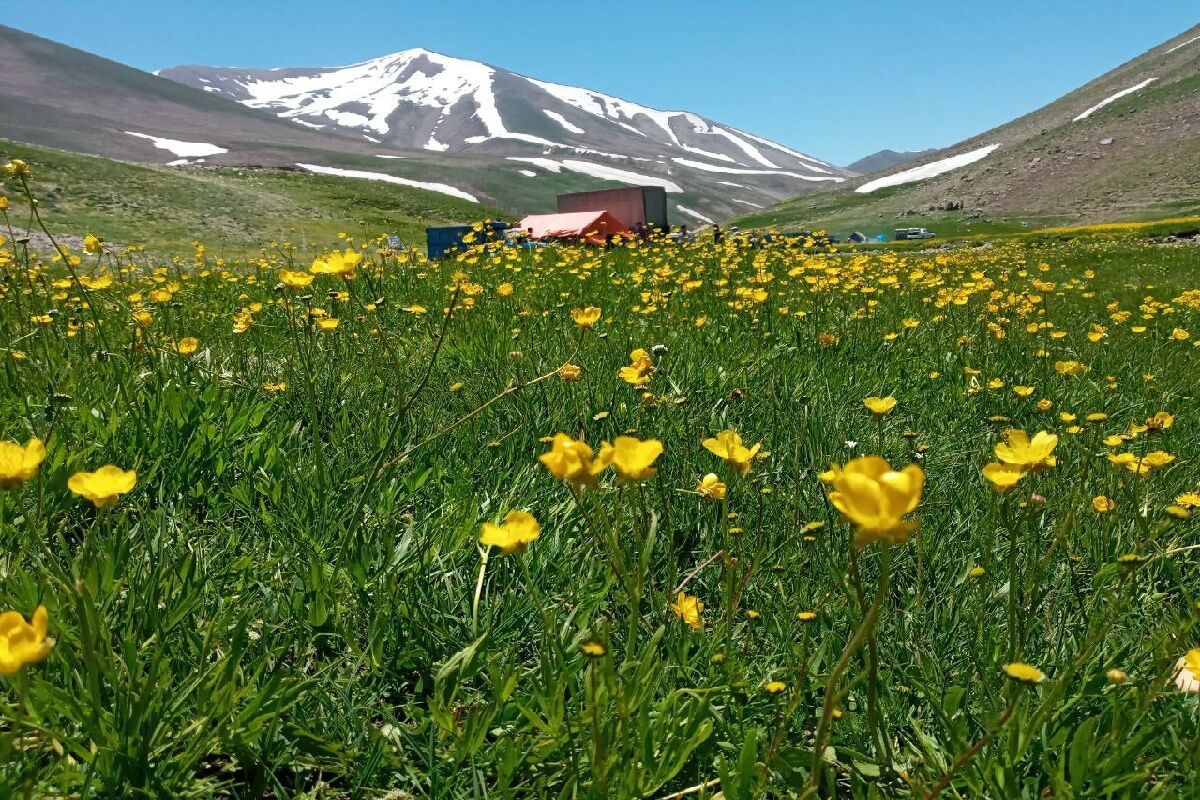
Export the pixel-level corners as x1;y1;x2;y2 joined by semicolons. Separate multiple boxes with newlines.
894;227;936;240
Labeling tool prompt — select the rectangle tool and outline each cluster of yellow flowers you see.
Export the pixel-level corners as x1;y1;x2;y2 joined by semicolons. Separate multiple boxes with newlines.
0;437;137;507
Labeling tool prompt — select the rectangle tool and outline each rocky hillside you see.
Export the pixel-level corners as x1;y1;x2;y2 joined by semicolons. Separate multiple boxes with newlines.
741;24;1200;232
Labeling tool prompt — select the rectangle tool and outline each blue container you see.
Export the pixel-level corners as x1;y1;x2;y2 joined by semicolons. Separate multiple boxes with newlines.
426;222;507;260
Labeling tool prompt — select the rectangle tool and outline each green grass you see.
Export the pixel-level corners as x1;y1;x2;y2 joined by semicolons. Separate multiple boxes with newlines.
0;139;505;254
2;161;1200;798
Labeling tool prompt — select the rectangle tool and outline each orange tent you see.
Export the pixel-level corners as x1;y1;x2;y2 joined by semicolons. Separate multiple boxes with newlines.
518;210;630;244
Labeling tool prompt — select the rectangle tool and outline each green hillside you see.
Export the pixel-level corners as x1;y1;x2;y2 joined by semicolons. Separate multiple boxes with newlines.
0;139;505;253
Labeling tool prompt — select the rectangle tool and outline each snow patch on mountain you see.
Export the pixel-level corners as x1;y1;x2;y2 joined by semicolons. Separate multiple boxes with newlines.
675;205;715;224
673;158;843;181
295;162;478;202
125;131;228;158
855;144;1000;193
1164;34;1200;55
1073;78;1156;121
543;109;584;134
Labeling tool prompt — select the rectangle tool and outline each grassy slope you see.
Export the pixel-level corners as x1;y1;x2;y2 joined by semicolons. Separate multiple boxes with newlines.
2;218;1200;795
0;139;504;253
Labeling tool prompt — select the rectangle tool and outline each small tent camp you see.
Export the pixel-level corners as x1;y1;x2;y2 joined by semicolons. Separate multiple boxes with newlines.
518;211;630;244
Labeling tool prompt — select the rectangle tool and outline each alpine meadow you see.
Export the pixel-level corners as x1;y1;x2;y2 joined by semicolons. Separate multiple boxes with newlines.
2;8;1200;800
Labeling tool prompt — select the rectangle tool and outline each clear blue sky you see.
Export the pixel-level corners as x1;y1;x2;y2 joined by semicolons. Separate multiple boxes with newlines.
3;1;1195;165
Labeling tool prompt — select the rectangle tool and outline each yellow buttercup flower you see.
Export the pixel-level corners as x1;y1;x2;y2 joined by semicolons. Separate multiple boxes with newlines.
496;282;514;297
559;363;582;381
863;395;896;417
310;248;361;278
764;680;787;694
79;273;113;290
1003;662;1047;684
994;429;1057;471
68;465;137;508
83;234;103;254
1054;360;1088;377
571;306;602;328
173;337;199;355
702;429;761;474
1176;650;1200;693
1092;495;1116;513
670;591;704;630
600;436;662;482
982;462;1025;492
1146;411;1174;431
696;473;727;500
821;455;924;547
3;159;30;178
278;269;314;290
539;434;609;488
315;317;340;332
0;438;47;488
0;606;53;675
618;348;654;386
479;510;540;554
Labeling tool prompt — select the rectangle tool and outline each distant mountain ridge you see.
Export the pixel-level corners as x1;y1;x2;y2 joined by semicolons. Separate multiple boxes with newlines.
159;49;842;176
845;149;935;175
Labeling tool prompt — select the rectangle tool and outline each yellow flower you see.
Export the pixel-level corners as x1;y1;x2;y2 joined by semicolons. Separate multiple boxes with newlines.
1174;650;1199;693
696;473;727;500
315;317;340;332
0;438;46;489
479;510;540;554
618;348;654;386
817;332;838;347
1107;452;1149;475
1092;495;1116;513
1106;669;1127;684
83;234;103;254
599;436;663;482
3;159;30;178
994;429;1057;471
670;591;704;630
0;196;8;211
1146;411;1174;431
79;273;113;290
0;606;53;675
403;305;427;315
982;462;1025;492
278;269;314;290
67;465;137;508
571;306;602;328
539;434;609;488
1013;386;1035;398
796;610;817;622
702;429;761;474
310;248;362;277
1141;450;1175;468
173;337;199;355
863;395;896;417
1036;399;1054;412
580;640;607;657
1175;491;1200;508
1054;360;1088;376
1002;662;1047;684
559;363;582;382
821;455;925;547
263;381;287;393
764;680;787;694
496;282;514;297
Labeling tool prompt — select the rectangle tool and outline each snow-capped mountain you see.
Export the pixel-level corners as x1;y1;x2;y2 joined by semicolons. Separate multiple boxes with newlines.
160;49;850;221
